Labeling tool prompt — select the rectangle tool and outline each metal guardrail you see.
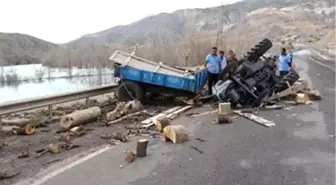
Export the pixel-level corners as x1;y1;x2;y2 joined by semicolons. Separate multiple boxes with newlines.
0;84;118;117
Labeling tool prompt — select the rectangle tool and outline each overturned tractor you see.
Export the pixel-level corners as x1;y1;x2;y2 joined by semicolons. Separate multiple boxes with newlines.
213;38;300;107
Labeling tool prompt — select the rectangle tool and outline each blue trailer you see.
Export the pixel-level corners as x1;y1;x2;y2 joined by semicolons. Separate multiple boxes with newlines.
109;50;208;102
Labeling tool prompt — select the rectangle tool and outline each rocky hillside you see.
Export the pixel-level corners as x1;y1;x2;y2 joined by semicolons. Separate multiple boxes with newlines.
0;33;56;66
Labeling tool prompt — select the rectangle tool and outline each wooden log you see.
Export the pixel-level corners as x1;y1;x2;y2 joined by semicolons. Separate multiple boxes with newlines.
121;100;143;115
60;106;102;129
136;139;149;157
155;118;171;132
15;123;36;135
218;103;232;115
163;125;188;144
296;93;310;104
217;114;233;124
0;118;31;127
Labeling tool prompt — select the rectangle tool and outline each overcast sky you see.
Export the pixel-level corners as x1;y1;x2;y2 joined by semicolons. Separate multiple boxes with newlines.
0;0;239;43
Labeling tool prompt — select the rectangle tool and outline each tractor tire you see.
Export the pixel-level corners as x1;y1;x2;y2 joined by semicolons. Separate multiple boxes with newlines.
246;38;273;62
273;70;300;93
117;81;145;102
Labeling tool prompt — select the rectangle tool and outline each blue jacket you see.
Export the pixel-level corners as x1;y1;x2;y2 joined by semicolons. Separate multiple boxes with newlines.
205;54;220;74
278;54;291;71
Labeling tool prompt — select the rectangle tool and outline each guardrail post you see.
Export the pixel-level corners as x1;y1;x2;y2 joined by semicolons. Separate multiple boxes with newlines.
48;105;52;120
86;97;90;108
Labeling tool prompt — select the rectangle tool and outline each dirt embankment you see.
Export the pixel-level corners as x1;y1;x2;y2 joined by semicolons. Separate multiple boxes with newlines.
0;94;181;185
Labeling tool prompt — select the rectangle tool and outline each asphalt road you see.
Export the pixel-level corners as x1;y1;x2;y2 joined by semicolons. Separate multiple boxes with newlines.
15;50;335;185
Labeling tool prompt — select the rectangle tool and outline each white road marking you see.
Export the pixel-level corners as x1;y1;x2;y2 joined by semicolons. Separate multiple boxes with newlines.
15;145;112;185
309;53;335;72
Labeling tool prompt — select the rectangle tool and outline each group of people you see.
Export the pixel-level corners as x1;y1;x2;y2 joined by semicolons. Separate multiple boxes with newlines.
204;46;238;95
204;46;294;95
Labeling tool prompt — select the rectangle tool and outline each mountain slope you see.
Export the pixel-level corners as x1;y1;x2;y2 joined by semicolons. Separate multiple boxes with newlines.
67;0;335;49
0;33;57;66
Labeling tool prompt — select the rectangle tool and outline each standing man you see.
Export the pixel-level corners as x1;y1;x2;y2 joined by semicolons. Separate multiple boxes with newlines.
205;47;220;95
218;50;227;70
226;50;238;75
278;48;291;77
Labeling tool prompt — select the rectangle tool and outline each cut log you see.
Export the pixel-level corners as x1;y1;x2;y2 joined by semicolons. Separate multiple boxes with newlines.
136;139;149;157
218;102;232;115
15;123;36;135
217;114;233;124
296;93;310;104
60;106;102;129
155;118;171;132
0;118;31;127
163;125;189;144
125;151;135;163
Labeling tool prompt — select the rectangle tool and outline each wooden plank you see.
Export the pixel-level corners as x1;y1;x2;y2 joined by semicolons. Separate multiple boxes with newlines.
233;110;275;127
166;106;192;119
141;106;181;125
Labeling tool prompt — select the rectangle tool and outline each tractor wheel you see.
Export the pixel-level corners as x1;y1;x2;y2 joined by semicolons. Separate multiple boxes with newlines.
246;38;273;61
117;81;145;102
273;70;300;93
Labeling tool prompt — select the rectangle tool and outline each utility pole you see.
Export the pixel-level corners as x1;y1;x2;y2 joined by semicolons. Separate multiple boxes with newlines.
216;2;224;48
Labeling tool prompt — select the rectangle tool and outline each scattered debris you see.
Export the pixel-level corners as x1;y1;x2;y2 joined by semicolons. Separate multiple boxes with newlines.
329;135;335;139
100;132;128;142
217;114;233;124
195;137;206;142
233;110;275;127
163;125;189;143
125;151;136;163
60;106;102;129
259;105;284;111
136;139;149;157
17;152;29;159
44;159;62;166
190;146;203;154
0;170;20;180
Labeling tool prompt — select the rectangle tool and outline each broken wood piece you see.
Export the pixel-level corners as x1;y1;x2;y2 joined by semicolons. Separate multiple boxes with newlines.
190;146;203;154
268;80;308;101
60;106;102;129
163;125;189;144
259;105;284;111
106;110;152;125
49;143;61;154
304;90;322;100
233;110;275;127
44;159;62;166
125;151;136;163
136;139;149;157
155;118;171;132
217;114;233;124
218;102;232;115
